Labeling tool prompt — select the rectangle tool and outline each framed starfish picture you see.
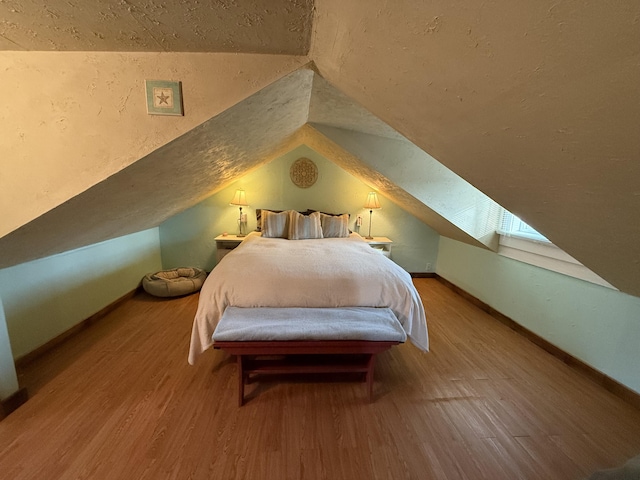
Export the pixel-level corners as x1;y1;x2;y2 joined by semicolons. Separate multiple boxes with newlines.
145;80;184;116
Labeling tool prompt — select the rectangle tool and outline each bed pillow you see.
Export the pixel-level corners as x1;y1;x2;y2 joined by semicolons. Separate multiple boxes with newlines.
320;213;350;238
288;211;323;240
305;209;349;218
255;209;263;232
257;209;311;231
261;210;290;238
255;209;283;232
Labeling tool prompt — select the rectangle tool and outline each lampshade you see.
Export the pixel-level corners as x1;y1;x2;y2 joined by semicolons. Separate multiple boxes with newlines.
230;189;248;207
364;192;381;210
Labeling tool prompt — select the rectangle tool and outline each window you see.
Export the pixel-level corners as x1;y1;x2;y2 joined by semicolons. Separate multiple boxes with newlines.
498;211;549;242
496;209;615;289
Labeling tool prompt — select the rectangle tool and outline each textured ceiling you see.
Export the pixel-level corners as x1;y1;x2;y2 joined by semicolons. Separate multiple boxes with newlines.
298;124;487;249
0;68;496;269
0;68;314;267
1;0;639;296
0;0;313;53
310;0;640;296
1;62;635;295
309;74;502;249
308;75;405;140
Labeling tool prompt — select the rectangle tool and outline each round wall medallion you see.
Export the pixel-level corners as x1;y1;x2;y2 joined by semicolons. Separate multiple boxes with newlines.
290;157;318;188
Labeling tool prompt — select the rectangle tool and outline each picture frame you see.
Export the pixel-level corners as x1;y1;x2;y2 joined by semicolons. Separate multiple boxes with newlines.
145;80;184;116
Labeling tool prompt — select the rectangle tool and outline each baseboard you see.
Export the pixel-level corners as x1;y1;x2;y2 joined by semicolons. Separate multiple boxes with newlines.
410;272;438;278
0;387;28;420
436;275;640;411
15;287;141;369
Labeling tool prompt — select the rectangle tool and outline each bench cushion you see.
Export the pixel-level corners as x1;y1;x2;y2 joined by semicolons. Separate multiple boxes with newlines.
212;307;407;343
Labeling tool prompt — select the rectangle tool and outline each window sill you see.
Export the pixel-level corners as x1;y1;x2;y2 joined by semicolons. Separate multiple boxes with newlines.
497;234;616;290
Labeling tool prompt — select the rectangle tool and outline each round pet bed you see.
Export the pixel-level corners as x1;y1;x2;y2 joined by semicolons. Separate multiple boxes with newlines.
142;267;207;298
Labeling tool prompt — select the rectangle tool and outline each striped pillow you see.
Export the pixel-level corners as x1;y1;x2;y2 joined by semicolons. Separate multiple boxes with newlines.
320;213;350;238
288;211;323;240
255;209;285;232
261;210;290;238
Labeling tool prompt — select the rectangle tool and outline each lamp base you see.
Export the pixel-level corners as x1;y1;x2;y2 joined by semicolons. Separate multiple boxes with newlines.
365;209;375;241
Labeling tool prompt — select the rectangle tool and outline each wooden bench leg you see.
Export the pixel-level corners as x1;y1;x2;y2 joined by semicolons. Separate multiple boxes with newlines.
237;355;245;407
366;354;376;402
214;342;399;405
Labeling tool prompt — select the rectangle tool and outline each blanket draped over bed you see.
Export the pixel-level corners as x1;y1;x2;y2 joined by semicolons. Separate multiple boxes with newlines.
188;232;429;364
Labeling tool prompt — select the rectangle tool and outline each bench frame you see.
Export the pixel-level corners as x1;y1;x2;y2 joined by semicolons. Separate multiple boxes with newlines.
213;340;400;406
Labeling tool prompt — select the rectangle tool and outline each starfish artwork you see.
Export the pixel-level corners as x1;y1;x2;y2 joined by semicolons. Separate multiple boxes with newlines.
145;80;183;116
156;91;170;105
153;88;174;108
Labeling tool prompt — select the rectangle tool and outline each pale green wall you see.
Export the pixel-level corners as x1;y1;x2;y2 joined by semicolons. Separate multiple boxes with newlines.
160;144;440;272
0;228;162;360
0;299;19;400
437;236;640;394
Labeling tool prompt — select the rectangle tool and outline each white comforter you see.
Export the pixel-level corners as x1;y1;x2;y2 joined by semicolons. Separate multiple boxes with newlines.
188;232;429;364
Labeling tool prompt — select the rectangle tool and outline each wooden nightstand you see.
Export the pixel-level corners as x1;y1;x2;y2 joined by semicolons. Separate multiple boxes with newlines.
215;234;246;262
364;237;393;258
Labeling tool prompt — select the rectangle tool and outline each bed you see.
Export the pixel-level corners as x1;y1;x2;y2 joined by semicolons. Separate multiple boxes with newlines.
188;224;429;365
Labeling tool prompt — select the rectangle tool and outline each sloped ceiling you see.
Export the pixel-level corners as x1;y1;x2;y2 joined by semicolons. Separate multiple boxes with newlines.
0;0;313;53
298;124;487;249
308;75;502;249
1;0;639;297
0;68;314;267
0;68;492;267
310;0;640;296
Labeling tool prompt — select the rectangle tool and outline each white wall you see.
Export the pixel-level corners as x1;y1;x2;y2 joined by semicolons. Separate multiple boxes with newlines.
0;229;162;360
437;236;640;394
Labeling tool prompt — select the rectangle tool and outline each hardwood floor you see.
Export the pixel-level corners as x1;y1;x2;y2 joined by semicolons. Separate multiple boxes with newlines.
2;278;639;479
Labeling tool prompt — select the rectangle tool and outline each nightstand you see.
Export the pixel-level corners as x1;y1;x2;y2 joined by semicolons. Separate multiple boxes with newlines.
215;234;246;262
364;237;393;258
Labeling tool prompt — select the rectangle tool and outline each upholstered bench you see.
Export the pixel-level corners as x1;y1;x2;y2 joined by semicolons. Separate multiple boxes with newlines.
212;307;406;405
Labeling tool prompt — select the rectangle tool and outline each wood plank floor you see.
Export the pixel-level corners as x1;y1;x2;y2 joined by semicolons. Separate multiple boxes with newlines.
2;278;639;479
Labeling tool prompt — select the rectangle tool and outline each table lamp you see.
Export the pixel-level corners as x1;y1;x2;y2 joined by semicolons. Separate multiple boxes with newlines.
230;189;249;236
364;192;381;239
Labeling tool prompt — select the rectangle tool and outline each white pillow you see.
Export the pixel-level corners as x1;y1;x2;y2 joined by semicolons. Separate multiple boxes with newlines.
320;213;350;238
288;211;323;240
261;210;290;238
